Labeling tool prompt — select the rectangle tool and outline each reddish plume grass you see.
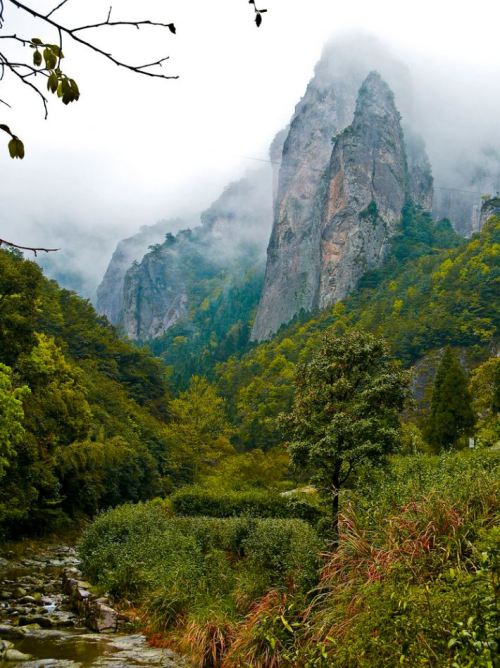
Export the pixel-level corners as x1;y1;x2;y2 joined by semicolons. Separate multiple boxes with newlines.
300;488;498;656
223;590;295;668
168;617;236;668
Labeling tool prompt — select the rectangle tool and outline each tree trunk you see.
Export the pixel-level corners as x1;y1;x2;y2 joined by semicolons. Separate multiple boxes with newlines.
331;461;341;547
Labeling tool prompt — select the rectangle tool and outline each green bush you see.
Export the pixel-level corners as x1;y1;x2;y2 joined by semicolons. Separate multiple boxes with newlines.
79;503;321;609
170;485;322;523
243;518;320;591
350;449;500;531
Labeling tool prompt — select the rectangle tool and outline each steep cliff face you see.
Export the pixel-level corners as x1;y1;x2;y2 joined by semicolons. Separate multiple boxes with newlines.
251;39;433;341
120;232;192;341
252;70;432;341
405;128;434;212
96;219;184;325
118;167;272;341
317;72;410;308
249;52;360;341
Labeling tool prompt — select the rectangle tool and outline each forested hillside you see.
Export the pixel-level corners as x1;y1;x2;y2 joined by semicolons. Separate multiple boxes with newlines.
216;209;499;451
0;212;498;666
0;249;175;537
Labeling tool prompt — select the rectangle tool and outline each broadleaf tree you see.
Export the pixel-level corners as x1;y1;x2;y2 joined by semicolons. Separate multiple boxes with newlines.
281;328;411;543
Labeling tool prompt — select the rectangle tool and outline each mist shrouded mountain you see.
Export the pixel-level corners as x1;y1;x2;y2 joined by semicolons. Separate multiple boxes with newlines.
99;165;273;341
95;34;499;356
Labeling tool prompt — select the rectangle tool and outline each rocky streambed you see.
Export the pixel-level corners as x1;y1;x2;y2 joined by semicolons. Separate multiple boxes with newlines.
0;543;185;667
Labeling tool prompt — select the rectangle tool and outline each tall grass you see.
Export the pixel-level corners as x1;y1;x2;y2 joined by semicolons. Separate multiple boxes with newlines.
79;450;499;667
225;450;499;667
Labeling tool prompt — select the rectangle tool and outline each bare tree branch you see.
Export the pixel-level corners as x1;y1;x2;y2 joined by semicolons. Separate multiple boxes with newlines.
0;52;48;116
0;239;60;255
7;0;178;80
46;0;71;19
72;20;176;34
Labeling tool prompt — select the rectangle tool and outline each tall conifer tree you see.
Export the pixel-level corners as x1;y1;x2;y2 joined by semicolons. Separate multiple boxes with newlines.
425;348;475;451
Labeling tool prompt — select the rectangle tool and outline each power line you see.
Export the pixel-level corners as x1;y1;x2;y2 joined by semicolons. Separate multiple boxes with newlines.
240;155;494;197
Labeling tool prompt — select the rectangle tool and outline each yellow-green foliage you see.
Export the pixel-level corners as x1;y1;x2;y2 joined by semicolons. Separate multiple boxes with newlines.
217;216;499;451
0;363;29;477
164;375;236;484
470;356;500;448
0;249;173;537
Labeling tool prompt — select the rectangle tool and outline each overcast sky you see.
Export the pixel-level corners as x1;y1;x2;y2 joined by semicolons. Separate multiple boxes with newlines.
1;0;500;296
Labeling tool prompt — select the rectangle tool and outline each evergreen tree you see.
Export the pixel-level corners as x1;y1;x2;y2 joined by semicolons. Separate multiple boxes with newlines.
425;348;475;451
281;329;410;543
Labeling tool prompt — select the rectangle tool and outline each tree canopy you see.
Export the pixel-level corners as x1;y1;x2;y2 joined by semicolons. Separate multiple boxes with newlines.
281;328;411;541
425;347;475;451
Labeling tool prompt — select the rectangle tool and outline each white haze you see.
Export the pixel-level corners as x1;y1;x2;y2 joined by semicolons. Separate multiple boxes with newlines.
0;0;499;298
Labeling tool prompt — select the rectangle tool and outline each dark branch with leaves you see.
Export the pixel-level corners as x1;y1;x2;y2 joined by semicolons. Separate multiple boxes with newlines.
248;0;267;27
0;0;178;159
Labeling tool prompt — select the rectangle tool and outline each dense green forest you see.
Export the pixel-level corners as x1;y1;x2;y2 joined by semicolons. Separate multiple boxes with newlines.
128;226;266;389
0;208;498;667
0;248;176;536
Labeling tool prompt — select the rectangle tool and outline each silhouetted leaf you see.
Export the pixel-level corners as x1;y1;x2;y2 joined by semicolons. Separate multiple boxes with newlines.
255;12;262;27
43;47;57;70
0;124;11;134
168;23;176;34
47;72;58;94
33;50;42;67
8;137;25;159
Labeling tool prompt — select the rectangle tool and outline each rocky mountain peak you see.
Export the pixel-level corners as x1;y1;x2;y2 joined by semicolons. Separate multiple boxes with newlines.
251;70;420;341
354;70;397;120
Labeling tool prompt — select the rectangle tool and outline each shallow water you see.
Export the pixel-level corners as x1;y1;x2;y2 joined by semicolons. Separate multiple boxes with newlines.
0;544;184;667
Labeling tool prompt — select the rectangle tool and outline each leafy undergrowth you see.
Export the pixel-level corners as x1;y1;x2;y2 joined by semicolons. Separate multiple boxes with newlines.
79;450;499;667
225;451;499;667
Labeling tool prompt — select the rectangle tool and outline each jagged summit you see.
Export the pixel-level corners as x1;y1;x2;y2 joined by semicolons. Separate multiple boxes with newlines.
317;71;408;309
251;69;431;341
97;38;435;347
354;70;397;119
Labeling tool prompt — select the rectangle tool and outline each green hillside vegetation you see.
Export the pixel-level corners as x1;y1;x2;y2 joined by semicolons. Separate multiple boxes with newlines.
1;204;498;667
0;248;176;537
79;449;499;667
217;209;499;451
145;237;265;389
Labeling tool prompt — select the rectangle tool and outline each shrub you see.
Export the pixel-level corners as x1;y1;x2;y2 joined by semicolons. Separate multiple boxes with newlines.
243;519;320;592
170;486;322;523
79;503;202;598
223;449;499;668
79;504;321;614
